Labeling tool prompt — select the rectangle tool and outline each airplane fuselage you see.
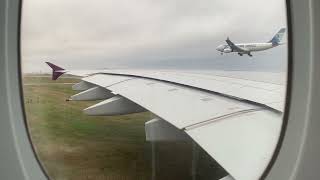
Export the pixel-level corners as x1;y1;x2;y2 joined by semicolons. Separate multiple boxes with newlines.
234;42;274;52
216;42;276;55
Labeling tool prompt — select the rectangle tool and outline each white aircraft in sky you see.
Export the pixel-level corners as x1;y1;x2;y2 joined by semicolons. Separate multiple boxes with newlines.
216;28;286;57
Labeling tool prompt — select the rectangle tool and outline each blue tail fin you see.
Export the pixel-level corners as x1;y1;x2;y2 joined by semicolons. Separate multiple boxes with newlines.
269;28;286;45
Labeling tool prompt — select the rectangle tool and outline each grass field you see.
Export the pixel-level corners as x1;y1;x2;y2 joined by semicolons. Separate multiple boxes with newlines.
22;75;227;180
23;75;152;180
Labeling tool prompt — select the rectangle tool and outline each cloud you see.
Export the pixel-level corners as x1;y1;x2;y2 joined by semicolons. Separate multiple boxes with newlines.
21;0;287;73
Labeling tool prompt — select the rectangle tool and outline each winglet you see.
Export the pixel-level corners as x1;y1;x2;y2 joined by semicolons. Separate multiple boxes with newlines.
45;62;66;80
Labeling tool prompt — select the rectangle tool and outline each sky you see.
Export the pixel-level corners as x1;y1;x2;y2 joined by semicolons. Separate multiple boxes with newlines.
21;0;287;73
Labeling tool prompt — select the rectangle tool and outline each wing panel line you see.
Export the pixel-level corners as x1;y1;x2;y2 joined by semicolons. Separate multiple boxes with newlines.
183;108;265;131
104;77;136;87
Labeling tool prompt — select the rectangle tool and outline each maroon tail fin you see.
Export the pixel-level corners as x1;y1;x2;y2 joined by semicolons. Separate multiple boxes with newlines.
45;62;66;80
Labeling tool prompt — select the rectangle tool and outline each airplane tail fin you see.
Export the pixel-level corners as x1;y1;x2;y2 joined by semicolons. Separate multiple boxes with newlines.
45;62;66;80
269;28;286;46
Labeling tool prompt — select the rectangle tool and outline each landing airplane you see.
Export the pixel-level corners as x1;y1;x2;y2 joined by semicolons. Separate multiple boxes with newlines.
216;28;286;57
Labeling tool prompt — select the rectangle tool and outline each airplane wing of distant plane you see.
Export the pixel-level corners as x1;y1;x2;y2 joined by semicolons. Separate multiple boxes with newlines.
226;38;247;53
46;62;285;180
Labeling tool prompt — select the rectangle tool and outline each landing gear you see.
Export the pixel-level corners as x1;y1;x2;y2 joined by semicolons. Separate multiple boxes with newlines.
238;53;243;56
221;52;223;55
248;53;253;57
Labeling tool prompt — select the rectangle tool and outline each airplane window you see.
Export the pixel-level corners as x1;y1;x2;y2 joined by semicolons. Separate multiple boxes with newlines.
21;0;288;179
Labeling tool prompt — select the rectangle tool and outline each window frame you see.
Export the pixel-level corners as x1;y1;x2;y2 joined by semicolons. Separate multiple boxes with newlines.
0;0;319;179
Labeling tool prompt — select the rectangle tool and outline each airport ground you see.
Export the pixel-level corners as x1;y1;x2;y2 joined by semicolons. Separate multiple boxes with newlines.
22;75;226;180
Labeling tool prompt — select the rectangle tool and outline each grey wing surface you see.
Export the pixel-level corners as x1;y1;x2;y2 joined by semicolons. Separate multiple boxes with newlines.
54;66;284;180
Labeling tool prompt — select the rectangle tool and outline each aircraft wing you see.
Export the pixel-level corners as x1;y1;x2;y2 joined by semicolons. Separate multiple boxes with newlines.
226;38;247;52
48;64;285;180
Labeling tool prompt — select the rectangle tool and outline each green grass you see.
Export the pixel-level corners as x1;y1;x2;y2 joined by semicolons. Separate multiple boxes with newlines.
22;75;227;180
23;76;152;180
23;75;81;84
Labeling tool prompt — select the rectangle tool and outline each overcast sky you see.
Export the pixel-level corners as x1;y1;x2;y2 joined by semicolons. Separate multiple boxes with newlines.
21;0;287;73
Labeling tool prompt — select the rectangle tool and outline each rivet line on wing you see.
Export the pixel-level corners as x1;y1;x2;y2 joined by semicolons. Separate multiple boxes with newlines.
103;77;137;88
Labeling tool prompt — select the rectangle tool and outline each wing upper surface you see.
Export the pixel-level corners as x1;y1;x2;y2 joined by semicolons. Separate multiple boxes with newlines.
46;60;286;180
55;62;286;180
68;73;284;180
98;77;259;128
